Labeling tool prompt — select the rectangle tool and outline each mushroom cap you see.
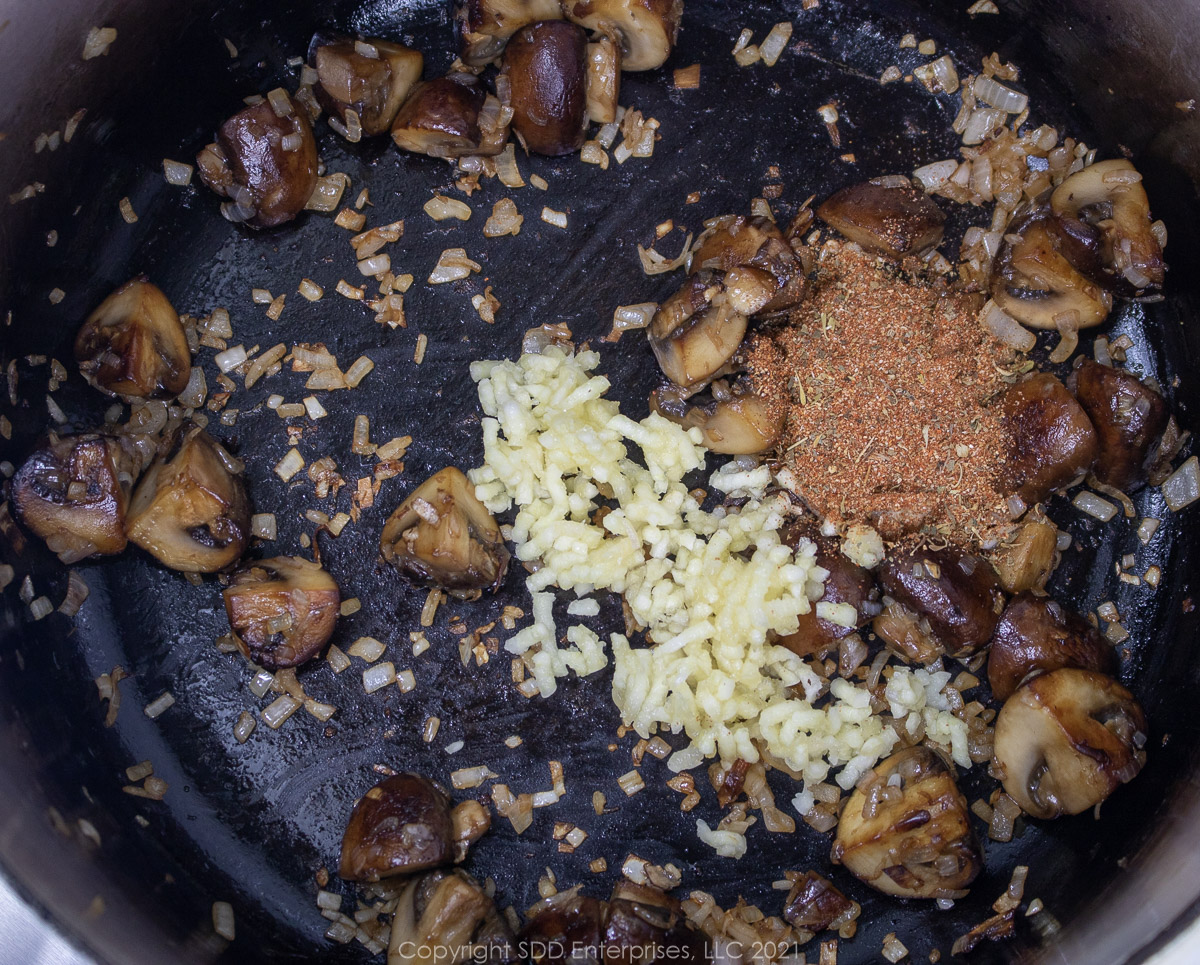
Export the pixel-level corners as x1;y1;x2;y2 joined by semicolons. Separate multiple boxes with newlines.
223;556;340;669
339;774;454;882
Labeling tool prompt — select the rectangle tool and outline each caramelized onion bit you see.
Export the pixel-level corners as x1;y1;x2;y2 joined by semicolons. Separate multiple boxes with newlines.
380;467;510;599
1072;359;1169;492
690;214;805;313
817;180;946;257
988;514;1058;594
450;800;492;862
648;271;746;388
564;0;683;72
992;669;1147;819
74;278;191;400
782;871;861;934
309;34;424;136
455;0;566;66
391;75;509;158
503;20;589;156
126;425;250;573
12;434;138;563
223;556;339;669
1001;373;1098;506
340;774;454;882
196;94;318;228
834;746;982;899
987;594;1117;700
650;381;781;454
389;869;515;965
585;34;621;124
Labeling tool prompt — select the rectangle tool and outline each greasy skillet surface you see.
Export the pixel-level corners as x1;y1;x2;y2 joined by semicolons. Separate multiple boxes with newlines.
1;0;1199;962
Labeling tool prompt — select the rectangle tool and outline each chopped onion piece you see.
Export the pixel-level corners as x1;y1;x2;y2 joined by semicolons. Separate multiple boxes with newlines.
274;448;304;482
326;645;350;674
1137;517;1161;545
212;902;236;941
1162;456;1200;511
162;159;194;186
618;770;645;796
980;299;1036;351
760;23;793;66
306;173;350;212
483;198;523;238
215;345;248;373
344;355;374;387
1072;490;1118;522
444;739;465;755
974;75;1029;114
428;248;481;284
362;661;396;694
233;711;256;743
495;144;525;188
144;692;175;719
250;513;276;540
541;207;568;229
262;695;301;728
637;232;693;276
348;637;386;663
423;195;472;221
82;26;117;60
451;765;498;789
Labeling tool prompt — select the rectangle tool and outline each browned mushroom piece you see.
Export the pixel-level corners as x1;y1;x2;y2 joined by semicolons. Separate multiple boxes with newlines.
992;668;1147;819
816;179;947;257
690;214;806;313
74;278;191;400
503;20;589;156
991;207;1113;331
12;434;140;563
833;746;982;899
380;467;510;599
1072;359;1170;491
389;868;517;965
196;91;319;228
449;799;492;862
125;426;250;573
222;556;340;670
650;380;781;455
519;887;606;964
873;546;1005;664
454;0;566;66
987;594;1118;700
988;514;1059;595
585;34;621;124
774;523;880;659
339;773;454;882
603;882;706;964
390;74;511;158
1050;159;1165;294
1001;372;1099;507
308;34;424;137
563;0;682;71
781;871;861;935
648;271;747;389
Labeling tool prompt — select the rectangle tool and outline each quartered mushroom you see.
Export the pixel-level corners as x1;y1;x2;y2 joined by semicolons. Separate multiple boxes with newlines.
12;433;140;563
603;882;706;959
380;467;510;599
585;34;621;124
650;380;782;454
391;73;511;158
455;0;566;66
74;278;191;400
988;513;1059;595
125;425;250;573
991;207;1113;331
992;668;1147;819
1050;158;1165;294
873;546;1005;664
563;0;683;72
690;214;806;313
648;271;746;388
196;91;319;228
503;20;589;156
817;178;946;257
520;887;606;963
308;34;424;137
781;871;861;936
833;746;982;899
1072;359;1169;491
222;556;340;670
987;594;1117;700
389;869;517;965
339;773;455;882
1001;372;1099;507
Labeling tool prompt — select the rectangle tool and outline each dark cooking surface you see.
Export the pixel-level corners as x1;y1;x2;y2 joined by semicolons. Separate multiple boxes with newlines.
2;1;1200;963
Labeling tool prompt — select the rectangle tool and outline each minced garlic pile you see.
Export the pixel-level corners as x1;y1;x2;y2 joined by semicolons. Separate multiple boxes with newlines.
470;348;968;801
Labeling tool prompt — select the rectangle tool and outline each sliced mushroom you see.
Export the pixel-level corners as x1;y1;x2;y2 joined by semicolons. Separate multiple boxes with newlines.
340;773;454;882
781;871;861;935
125;426;250;573
1050;159;1165;293
380;467;510;599
988;594;1117;701
450;799;492;862
992;668;1147;819
775;523;879;659
817;179;946;257
309;35;424;137
648;271;746;388
74;278;191;400
650;381;781;454
988;514;1059;595
603;882;706;963
455;0;566;67
690;215;806;313
874;546;1005;662
503;20;589;156
991;208;1113;330
196;92;318;228
833;746;982;899
585;34;621;124
519;887;606;963
1001;373;1098;506
12;434;139;563
222;556;340;669
391;74;511;158
563;0;683;71
389;869;516;965
1072;359;1169;491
